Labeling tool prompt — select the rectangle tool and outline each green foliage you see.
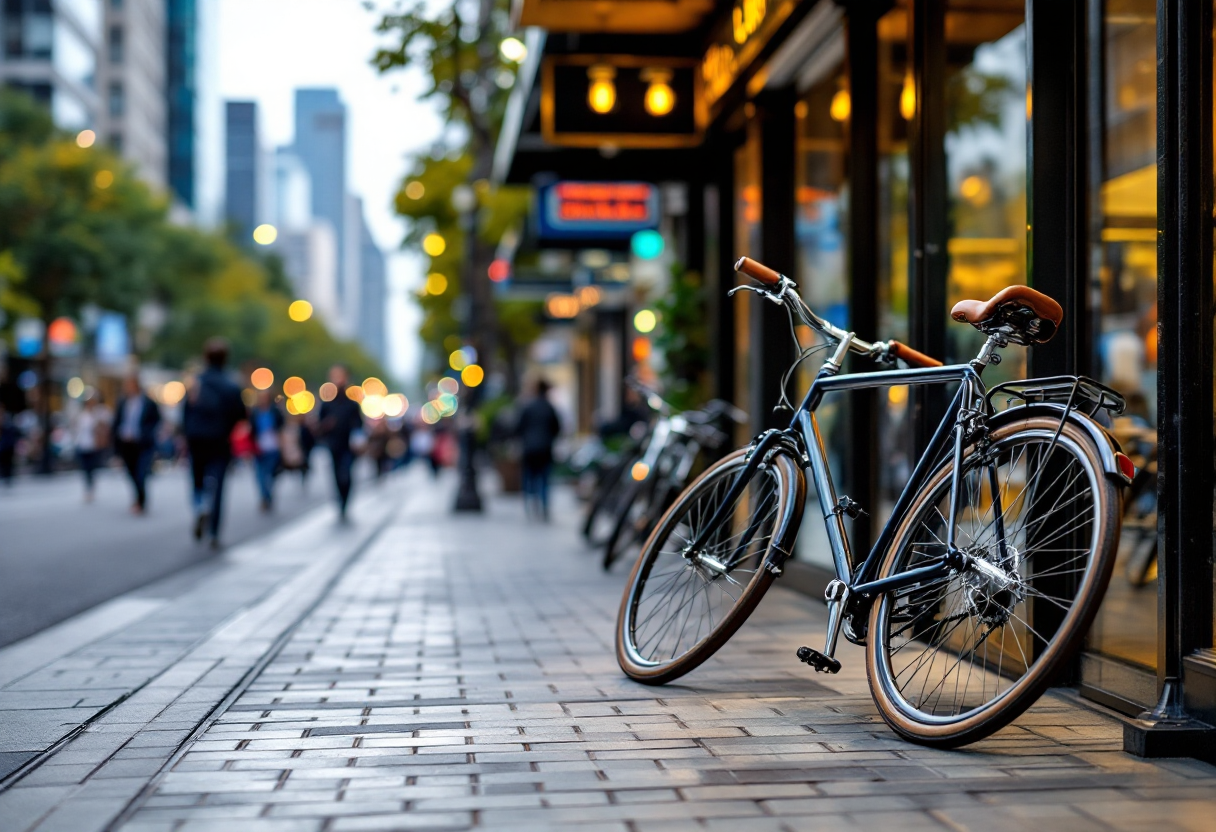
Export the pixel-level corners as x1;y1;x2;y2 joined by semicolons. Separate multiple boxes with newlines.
653;265;710;412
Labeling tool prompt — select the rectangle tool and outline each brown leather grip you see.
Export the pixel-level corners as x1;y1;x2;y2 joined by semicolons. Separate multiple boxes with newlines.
888;340;943;368
734;256;783;287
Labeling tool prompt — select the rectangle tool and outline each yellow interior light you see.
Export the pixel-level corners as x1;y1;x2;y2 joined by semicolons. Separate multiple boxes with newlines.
829;88;851;122
587;65;617;115
900;71;916;121
641;68;675;117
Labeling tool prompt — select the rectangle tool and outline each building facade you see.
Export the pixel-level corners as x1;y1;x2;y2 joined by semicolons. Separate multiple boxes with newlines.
97;0;167;188
497;0;1216;761
223;100;258;244
0;0;102;131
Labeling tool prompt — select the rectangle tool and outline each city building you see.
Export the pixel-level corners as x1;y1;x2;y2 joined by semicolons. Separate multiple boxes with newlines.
166;0;196;207
97;0;167;187
0;0;103;131
495;0;1216;760
358;213;387;364
223;100;258;244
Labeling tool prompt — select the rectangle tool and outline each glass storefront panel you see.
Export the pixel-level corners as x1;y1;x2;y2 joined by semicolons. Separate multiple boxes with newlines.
944;1;1026;377
793;40;848;567
733;121;762;444
1087;0;1158;675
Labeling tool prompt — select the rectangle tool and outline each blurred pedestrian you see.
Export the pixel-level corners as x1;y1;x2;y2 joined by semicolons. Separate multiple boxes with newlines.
114;375;161;514
315;365;363;522
515;378;561;520
0;402;19;486
368;418;391;480
250;390;285;511
183;338;247;547
411;422;437;477
72;393;111;503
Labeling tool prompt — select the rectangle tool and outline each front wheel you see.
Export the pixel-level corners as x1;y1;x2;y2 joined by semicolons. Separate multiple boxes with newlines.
616;447;805;685
865;416;1122;747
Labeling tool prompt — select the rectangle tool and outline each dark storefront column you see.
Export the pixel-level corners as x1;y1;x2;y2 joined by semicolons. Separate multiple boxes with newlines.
754;88;799;432
1125;0;1216;758
708;142;737;407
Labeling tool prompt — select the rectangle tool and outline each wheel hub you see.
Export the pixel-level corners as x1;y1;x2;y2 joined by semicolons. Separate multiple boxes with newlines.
962;545;1023;626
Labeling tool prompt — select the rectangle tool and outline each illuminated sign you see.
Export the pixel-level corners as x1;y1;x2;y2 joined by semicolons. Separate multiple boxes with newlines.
538;182;660;240
701;0;797;116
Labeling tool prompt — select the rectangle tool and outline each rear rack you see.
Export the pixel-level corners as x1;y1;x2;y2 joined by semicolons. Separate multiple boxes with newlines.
985;375;1126;418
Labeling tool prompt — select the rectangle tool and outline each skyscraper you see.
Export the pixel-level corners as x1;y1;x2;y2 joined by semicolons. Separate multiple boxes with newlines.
166;0;196;207
224;101;258;244
359;216;388;364
98;0;167;187
0;0;102;131
293;89;348;321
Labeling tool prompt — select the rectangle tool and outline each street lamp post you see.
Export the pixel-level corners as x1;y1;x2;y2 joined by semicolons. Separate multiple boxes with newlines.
451;184;483;513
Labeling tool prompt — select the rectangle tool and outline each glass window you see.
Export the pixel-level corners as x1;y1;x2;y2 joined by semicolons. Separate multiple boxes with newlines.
54;16;96;92
733;119;761;443
108;80;124;117
793;40;848;567
108;24;122;63
1086;0;1158;676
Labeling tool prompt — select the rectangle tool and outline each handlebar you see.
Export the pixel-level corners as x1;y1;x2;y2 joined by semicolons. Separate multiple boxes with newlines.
731;256;942;369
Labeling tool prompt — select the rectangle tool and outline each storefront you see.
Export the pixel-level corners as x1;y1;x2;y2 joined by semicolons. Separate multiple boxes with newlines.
496;0;1216;759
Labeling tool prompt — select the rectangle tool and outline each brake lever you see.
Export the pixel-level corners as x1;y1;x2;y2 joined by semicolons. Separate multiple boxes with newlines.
727;284;785;306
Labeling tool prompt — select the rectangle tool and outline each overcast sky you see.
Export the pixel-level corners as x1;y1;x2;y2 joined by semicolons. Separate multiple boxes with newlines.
216;0;442;382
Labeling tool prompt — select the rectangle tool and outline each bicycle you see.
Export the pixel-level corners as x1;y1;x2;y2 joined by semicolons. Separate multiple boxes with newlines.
601;396;744;572
615;256;1135;748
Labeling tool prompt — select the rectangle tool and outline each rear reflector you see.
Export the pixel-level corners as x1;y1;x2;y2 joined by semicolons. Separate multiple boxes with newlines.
1115;452;1136;483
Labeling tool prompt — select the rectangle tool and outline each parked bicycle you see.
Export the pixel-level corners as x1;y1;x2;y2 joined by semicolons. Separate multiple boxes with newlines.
615;256;1134;748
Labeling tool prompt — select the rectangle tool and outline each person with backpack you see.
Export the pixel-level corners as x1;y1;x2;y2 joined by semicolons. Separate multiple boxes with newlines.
182;338;248;548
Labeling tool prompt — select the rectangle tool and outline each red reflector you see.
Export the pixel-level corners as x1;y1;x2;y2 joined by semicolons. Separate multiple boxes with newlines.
1115;452;1135;482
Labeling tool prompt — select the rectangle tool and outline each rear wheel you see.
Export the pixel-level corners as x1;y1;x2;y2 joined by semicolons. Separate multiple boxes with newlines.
865;416;1121;747
617;447;804;685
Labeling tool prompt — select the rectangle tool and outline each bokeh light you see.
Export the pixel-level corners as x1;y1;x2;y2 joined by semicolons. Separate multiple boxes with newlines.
630;229;664;260
76;129;96;148
48;317;77;345
422;233;446;257
286;397;299;415
499;37;527;62
633;309;657;333
488;259;510;282
437;377;459;396
437;393;458;416
345;385;365;403
362;377;388;397
283;376;306;397
253;224;278;245
461;364;484;387
251;367;274;390
319;382;337;402
383;394;407;418
449;349;469;371
162;380;186;405
291;390;315;414
631;462;651;481
288;299;313;321
405;181;425;200
546;293;580;319
361;394;385;419
632;336;652;361
425;273;448;295
95;170;114;189
420;402;440;424
66;377;85;398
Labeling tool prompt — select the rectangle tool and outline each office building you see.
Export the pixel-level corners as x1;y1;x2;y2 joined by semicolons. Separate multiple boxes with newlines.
97;0;167;187
166;0;196;207
292;89;349;325
0;0;102;131
223;100;258;244
358;214;387;364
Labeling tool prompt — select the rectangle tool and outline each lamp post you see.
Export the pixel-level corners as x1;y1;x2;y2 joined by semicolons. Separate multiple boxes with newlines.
451;183;484;513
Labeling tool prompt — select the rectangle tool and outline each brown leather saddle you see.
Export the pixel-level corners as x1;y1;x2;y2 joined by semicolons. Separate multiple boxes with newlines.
950;285;1063;345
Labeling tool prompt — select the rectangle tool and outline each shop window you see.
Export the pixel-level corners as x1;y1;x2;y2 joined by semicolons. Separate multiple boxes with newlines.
1086;0;1158;679
943;1;1026;378
733;122;761;443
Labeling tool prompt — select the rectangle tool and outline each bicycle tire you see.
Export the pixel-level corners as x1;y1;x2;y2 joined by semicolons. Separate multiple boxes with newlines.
602;475;658;571
583;454;636;546
865;415;1121;747
616;447;805;685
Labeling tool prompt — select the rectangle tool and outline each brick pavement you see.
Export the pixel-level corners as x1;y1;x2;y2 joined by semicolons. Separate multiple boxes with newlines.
3;470;1215;831
104;475;1216;832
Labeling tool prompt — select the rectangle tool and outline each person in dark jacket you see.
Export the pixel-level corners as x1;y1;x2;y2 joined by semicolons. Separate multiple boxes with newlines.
515;378;561;520
113;375;162;514
315;364;364;522
182;338;248;547
250;390;286;511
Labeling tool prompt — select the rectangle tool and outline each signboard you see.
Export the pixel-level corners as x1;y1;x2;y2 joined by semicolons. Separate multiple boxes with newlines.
96;312;130;364
537;182;660;241
701;0;798;117
541;56;703;149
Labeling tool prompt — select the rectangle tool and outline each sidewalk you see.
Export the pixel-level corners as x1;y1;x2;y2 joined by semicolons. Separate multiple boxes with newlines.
2;469;1215;831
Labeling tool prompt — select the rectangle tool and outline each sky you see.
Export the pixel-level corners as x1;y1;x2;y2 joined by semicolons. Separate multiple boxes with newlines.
215;0;443;383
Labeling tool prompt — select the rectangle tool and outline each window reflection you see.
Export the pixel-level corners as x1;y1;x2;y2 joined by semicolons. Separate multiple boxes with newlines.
1087;0;1158;675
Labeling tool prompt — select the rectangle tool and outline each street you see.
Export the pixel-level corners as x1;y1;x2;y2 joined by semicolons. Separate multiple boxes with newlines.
0;456;370;647
1;473;1214;831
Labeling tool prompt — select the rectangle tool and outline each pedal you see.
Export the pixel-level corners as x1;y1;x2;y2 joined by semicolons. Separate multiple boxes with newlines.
796;646;841;674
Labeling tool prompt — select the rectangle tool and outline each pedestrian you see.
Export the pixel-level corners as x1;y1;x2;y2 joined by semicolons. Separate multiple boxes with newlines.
515;378;562;520
410;422;437;478
113;375;161;514
250;390;285;512
0;402;19;486
72;393;111;502
182;338;247;547
314;365;364;522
